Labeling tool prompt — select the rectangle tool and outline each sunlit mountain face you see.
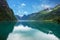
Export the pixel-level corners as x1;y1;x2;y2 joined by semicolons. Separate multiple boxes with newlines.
7;0;60;16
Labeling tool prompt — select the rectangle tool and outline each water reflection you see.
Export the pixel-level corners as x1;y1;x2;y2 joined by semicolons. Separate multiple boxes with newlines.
7;22;60;40
0;22;16;40
17;22;60;38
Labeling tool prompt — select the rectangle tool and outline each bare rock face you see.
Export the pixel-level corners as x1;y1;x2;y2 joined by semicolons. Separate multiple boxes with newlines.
0;0;17;21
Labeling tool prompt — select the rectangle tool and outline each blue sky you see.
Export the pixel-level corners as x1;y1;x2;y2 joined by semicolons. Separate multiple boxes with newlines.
7;0;60;16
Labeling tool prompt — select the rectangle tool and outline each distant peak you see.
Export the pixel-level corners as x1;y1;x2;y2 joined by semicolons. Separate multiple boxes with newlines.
19;15;23;17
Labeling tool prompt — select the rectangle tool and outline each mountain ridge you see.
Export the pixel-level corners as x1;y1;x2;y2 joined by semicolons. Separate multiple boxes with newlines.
16;4;60;23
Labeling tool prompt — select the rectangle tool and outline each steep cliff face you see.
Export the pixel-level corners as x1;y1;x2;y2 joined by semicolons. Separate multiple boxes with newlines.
0;0;17;21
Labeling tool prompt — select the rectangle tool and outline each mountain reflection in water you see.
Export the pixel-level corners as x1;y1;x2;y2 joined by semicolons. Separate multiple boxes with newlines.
7;21;60;40
0;22;16;40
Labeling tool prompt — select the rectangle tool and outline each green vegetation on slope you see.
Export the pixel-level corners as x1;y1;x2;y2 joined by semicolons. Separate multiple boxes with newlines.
0;0;17;21
28;4;60;23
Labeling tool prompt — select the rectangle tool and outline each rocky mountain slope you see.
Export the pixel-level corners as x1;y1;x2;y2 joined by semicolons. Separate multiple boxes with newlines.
27;4;60;22
0;0;17;21
16;4;60;23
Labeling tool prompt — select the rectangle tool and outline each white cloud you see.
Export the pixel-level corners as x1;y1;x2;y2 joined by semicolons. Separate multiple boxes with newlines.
16;13;19;15
19;15;24;17
17;10;23;15
14;25;32;31
18;10;21;13
32;5;42;12
16;10;28;16
23;11;28;15
16;10;22;15
41;4;52;12
21;3;26;7
24;11;28;13
14;4;16;7
41;4;50;9
7;25;59;40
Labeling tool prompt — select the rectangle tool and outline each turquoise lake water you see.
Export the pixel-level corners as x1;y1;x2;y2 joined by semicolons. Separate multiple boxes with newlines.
0;21;60;40
7;21;60;40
